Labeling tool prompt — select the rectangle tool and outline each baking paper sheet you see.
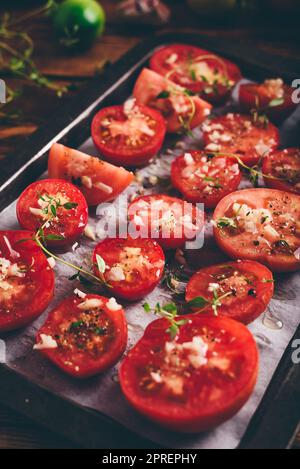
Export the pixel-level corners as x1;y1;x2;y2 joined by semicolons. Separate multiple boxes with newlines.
0;86;299;449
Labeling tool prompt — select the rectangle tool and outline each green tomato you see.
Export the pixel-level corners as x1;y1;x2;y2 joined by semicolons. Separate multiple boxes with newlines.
53;0;106;49
187;0;237;17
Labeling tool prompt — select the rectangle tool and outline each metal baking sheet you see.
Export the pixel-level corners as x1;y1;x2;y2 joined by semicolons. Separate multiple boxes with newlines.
0;33;300;449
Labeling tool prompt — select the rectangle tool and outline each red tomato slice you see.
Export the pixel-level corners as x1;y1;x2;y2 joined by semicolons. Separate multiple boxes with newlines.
149;44;242;104
119;315;258;433
262;148;300;195
128;195;205;250
239;79;297;122
35;294;127;379
16;179;88;248
0;230;54;332
171;150;241;208
91;103;166;167
202;113;280;167
93;237;165;302
213;188;300;272
133;68;212;134
48;143;134;206
186;260;274;325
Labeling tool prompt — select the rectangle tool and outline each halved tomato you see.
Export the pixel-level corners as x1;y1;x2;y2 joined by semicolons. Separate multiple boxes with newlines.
186;260;274;325
133;68;212;134
16;179;88;248
202;114;280;166
239;79;297;122
119;315;258;433
213;188;300;272
48;143;134;206
171;150;241;208
128;194;205;250
34;294;127;379
150;44;242;104
91;102;166;167
262;148;300;195
0;230;54;332
93;237;165;301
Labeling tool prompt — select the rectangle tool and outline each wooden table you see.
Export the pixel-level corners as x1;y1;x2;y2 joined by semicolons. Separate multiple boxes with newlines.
0;0;300;449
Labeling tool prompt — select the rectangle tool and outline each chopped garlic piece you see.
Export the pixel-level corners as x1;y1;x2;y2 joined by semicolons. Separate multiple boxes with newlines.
34;334;57;350
78;298;103;310
81;175;93;189
106;297;122;311
84;225;96;241
94;182;113;194
74;289;86;299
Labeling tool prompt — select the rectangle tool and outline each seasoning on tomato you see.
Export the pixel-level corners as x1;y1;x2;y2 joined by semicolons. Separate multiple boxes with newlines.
0;230;55;333
16;179;88;248
93;238;165;302
186;260;274;325
213;188;300;272
119;315;259;433
34;294;127;379
48;143;134;206
133;68;212;134
149;44;242;104
262;148;300;195
128;194;205;250
171;151;241;208
91;100;167;167
202;113;280;166
239;79;297;122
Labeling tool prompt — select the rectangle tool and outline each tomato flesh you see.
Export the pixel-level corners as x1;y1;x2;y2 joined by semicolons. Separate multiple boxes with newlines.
186;260;274;324
128;195;205;250
93;237;165;301
150;44;242;104
133;68;212;134
0;231;54;332
213;188;300;272
202;113;280;166
119;315;258;433
262;148;300;195
48;143;134;206
16;179;88;247
171;151;241;207
35;294;127;378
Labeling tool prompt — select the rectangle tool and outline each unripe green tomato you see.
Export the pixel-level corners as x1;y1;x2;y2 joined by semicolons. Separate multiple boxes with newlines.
53;0;106;49
187;0;237;17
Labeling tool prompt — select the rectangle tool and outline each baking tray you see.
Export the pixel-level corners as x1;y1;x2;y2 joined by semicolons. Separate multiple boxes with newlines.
0;33;300;450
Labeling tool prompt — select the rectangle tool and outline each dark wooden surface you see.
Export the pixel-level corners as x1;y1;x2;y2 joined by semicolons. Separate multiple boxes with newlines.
0;0;300;449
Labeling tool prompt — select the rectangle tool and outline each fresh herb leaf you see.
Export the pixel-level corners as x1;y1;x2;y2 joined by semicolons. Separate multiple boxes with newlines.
269;98;285;108
64;202;78;210
187;297;210;309
157;90;170;99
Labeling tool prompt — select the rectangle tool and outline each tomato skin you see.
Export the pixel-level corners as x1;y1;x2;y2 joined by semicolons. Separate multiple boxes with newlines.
93;238;165;301
213;189;300;272
119;315;259;433
149;44;242;105
128;194;205;250
48;143;134;206
202;114;280;167
262;148;300;195
133;68;212;134
186;260;274;325
239;82;297;122
0;231;55;333
16;179;88;248
35;294;127;379
171;151;242;208
91;104;166;167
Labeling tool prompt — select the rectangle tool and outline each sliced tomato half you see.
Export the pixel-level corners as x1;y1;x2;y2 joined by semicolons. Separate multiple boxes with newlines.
35;294;127;379
213;188;300;272
133;68;212;134
202;113;280;167
150;44;242;104
91;103;166;167
186;260;274;325
48;143;134;206
262;148;300;195
171;150;241;208
0;230;54;332
119;315;258;433
93;237;165;301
